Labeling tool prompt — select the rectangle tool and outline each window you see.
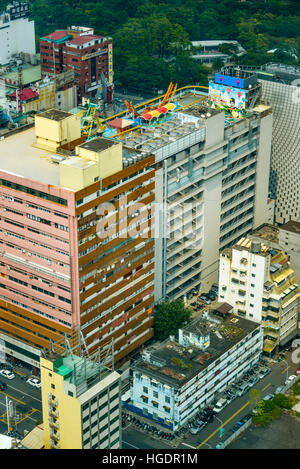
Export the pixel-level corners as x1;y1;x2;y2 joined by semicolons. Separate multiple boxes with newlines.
143;386;148;394
165;396;170;404
51;384;55;389
68;391;73;397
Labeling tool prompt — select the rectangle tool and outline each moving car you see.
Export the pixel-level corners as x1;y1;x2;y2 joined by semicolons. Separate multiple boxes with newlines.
26;378;41;389
0;381;7;391
0;369;15;380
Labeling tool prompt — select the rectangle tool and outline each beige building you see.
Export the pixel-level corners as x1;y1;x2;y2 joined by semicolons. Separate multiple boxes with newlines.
40;331;121;449
219;237;300;355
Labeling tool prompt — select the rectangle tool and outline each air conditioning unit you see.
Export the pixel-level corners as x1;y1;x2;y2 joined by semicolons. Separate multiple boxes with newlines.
4;232;8;235
3;208;6;211
22;249;26;253
28;253;32;256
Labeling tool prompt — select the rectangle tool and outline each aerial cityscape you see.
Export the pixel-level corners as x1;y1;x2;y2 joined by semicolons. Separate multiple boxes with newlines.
0;0;299;454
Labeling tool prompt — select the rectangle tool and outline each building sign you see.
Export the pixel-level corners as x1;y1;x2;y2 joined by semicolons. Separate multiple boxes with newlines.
209;82;246;111
82;49;107;61
108;43;113;84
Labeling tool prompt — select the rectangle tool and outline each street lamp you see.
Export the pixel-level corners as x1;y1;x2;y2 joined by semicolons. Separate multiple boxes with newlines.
282;359;289;384
215;416;224;445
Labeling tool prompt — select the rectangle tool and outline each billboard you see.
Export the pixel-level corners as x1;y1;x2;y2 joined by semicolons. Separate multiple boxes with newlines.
215;73;245;89
209;82;246;111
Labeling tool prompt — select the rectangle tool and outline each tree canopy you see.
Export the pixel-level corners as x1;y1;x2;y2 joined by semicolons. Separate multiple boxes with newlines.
2;0;298;90
154;299;192;341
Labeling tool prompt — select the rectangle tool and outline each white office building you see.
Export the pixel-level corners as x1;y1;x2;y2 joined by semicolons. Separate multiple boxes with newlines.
0;2;36;66
125;311;263;430
117;69;273;302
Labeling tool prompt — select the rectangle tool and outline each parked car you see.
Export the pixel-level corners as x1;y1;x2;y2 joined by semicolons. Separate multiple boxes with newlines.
207;292;217;300
0;381;7;391
213;398;227;414
285;375;296;385
236;382;250;397
26;378;41;389
258;367;270;379
231;421;243;432
240;413;252;423
248;376;259;387
275;385;285;394
189;421;206;434
0;369;15;380
263;393;274;401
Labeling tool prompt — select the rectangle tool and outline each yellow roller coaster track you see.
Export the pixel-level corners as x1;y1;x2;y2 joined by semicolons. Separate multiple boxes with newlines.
106;85;208;123
107;92;208;139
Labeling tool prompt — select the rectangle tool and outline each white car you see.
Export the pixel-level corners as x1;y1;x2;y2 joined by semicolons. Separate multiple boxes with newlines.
27;378;41;389
285;375;296;385
0;369;15;380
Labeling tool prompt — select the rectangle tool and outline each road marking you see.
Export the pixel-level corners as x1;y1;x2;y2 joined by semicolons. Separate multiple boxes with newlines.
282;366;290;374
182;442;196;449
262;383;271;392
123;440;140;449
197;401;249;449
0;391;25;405
5;384;42;404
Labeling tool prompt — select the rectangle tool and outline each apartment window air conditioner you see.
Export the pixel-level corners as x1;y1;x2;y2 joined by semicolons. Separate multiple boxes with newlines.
28;253;32;256
4;232;7;235
3;208;6;211
22;249;26;253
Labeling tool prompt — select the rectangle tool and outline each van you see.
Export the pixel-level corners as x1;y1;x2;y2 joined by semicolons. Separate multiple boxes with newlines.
213;398;227;413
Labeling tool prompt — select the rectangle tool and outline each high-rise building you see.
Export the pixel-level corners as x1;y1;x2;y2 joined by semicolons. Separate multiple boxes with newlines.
231;64;300;224
218;237;300;355
40;26;113;103
0;110;155;370
0;1;36;66
115;70;273;301
40;330;121;449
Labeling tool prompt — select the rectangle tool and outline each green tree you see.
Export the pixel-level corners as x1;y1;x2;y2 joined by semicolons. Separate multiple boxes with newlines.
154;299;192;341
249;388;261;410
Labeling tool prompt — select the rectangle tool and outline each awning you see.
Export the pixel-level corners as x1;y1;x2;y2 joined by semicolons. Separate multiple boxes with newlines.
263;339;277;353
149;110;160;118
164;103;176;111
157;107;168;113
141;113;153;120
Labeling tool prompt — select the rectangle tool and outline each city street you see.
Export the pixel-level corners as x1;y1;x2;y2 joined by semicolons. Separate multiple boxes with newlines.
121;351;299;450
0;368;42;437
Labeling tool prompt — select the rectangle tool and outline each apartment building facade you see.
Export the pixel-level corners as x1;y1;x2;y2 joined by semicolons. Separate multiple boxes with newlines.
116;70;273;302
0;1;36;66
126;312;263;430
218;237;300;355
40;341;121;449
0;109;155;369
40;26;113;102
